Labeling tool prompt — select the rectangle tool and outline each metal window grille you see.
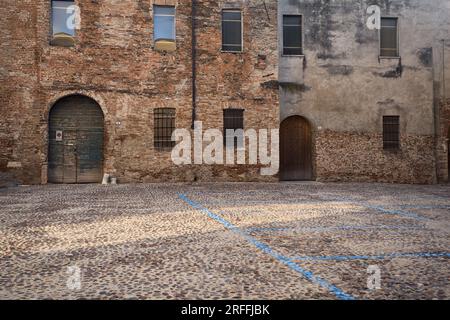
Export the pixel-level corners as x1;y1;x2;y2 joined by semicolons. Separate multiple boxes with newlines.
223;109;244;147
283;15;302;56
222;10;242;52
380;17;399;57
383;116;400;150
154;108;176;150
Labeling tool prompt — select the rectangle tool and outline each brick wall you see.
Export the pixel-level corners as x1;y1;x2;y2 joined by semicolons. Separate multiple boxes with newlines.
0;0;279;185
437;99;450;183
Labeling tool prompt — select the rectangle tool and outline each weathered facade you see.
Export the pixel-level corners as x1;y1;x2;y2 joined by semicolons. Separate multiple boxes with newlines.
279;0;450;184
0;0;449;185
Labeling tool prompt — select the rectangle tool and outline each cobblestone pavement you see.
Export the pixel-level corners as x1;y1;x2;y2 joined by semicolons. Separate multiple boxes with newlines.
0;182;449;300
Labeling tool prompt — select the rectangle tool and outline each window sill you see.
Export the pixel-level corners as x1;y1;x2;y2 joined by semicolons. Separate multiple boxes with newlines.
383;148;401;153
281;54;305;58
221;50;244;54
379;55;401;60
50;34;76;47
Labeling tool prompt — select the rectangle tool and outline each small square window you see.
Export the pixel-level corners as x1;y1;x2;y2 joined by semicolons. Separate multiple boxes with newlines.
222;10;243;52
380;17;399;57
383;116;400;150
283;15;302;56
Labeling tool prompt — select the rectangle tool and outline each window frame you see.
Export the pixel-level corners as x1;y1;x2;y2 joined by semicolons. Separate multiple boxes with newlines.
50;0;77;38
382;115;401;151
153;5;177;43
282;14;304;57
223;108;245;148
154;108;176;151
379;16;400;59
221;9;244;53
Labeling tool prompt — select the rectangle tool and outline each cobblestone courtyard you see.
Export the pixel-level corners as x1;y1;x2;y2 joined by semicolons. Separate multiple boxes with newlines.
0;182;449;300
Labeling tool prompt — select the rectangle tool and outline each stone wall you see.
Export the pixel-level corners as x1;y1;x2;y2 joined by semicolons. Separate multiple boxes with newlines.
316;131;435;184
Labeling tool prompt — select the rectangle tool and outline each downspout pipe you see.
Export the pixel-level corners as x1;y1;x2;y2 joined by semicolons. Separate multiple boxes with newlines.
191;0;197;129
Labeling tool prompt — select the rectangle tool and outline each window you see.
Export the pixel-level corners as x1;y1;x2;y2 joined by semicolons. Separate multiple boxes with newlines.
52;0;76;37
283;15;302;55
154;5;175;41
383;116;400;150
222;10;242;52
223;109;244;147
380;17;399;57
154;108;176;150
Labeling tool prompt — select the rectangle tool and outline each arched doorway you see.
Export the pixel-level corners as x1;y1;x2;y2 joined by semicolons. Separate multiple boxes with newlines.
280;116;313;181
48;95;104;184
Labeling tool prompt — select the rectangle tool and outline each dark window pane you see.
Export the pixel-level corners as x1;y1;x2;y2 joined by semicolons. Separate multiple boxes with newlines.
380;18;398;56
283;15;301;26
222;21;241;45
222;10;242;51
381;18;397;27
283;47;303;55
223;109;244;147
283;15;302;55
283;25;302;47
383;116;400;150
52;0;75;36
223;11;241;21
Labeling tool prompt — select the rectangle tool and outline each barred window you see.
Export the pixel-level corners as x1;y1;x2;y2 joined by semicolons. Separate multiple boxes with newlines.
224;109;244;148
380;17;399;57
154;108;176;150
222;10;243;52
283;15;303;55
383;116;400;150
52;0;76;36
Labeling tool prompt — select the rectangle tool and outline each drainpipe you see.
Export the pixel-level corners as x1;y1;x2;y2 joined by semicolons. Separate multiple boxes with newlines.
191;0;197;129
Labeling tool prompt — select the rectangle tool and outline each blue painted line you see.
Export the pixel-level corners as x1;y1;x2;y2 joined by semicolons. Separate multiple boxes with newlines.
246;224;425;234
322;195;429;221
178;193;355;301
292;252;450;262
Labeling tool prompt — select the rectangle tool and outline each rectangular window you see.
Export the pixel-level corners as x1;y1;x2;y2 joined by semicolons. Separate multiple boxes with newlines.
283;15;302;56
223;109;244;148
383;116;400;150
154;108;176;150
52;0;76;36
222;10;242;52
380;17;399;57
154;5;175;41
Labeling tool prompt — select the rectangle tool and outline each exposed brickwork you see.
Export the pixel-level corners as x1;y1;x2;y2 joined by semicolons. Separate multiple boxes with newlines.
0;0;278;185
437;99;450;183
316;131;436;184
0;1;447;185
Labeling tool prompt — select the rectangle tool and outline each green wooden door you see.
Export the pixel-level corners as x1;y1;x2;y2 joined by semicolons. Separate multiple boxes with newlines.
48;96;104;184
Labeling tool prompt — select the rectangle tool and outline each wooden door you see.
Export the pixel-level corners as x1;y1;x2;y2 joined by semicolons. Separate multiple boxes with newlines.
48;96;104;184
280;116;313;181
